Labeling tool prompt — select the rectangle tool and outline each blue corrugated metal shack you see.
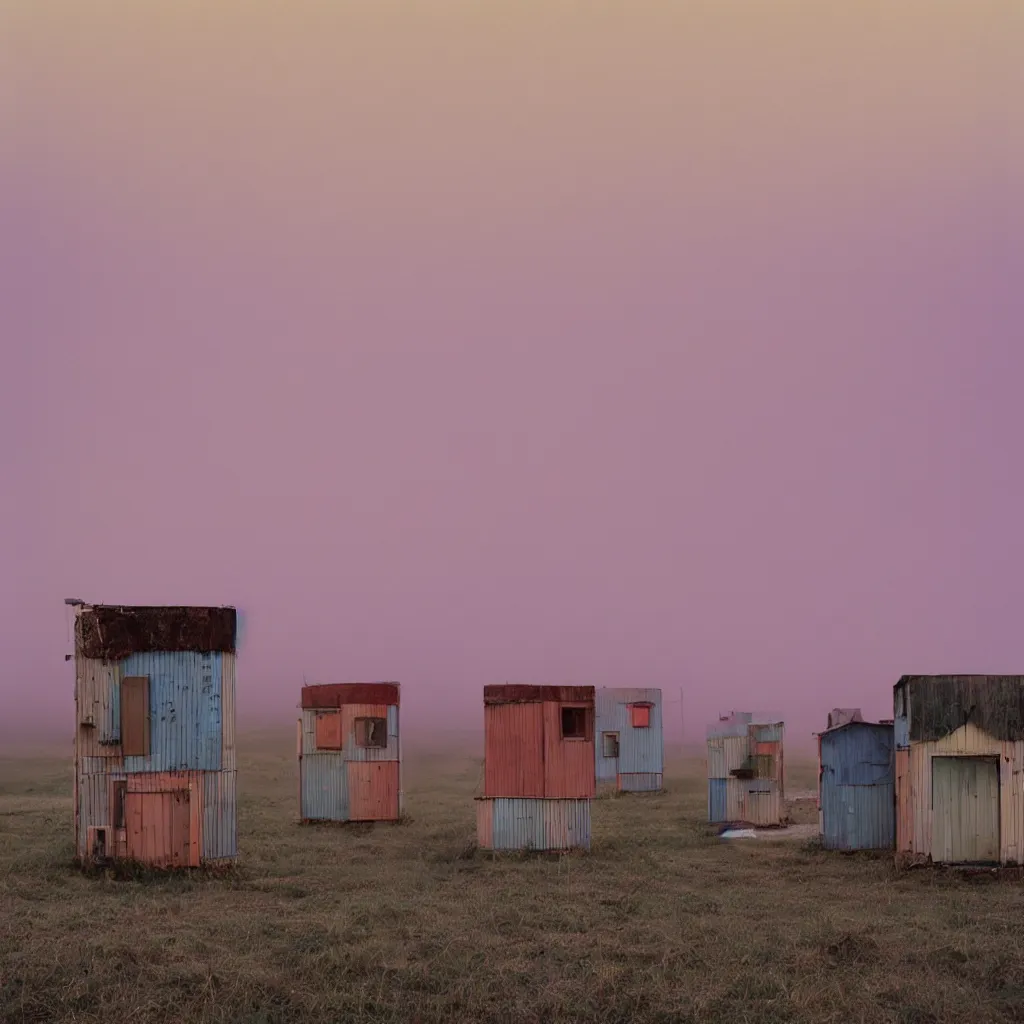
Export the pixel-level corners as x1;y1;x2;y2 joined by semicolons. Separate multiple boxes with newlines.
817;714;895;851
595;687;664;792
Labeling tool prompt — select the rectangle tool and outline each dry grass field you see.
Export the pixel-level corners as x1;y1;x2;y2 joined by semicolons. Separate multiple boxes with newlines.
3;735;1024;1024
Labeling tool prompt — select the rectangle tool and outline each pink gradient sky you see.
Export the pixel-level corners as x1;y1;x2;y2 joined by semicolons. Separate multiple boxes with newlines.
2;2;1022;748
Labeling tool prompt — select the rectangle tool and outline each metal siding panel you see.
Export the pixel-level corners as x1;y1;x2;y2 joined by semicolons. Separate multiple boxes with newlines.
484;702;545;798
894;712;909;749
751;723;784;743
542;799;591;851
895;748;913;853
492;797;542;850
820;726;894;785
723;736;751;777
77;773;118;858
617;772;663;792
346;761;400;821
819;725;895;850
485;798;591;851
821;779;895;850
725;777;782;825
708;778;728;822
595;689;663;782
201;769;236;860
76;659;123;757
475;799;493;848
120;652;223;773
543;700;596;799
220;653;236;772
708;736;750;778
300;753;349;821
300;710;320;756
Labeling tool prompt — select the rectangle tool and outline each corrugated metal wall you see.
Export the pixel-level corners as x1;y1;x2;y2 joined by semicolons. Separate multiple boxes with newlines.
120;652;224;772
475;798;591;851
201;769;237;860
483;702;545;798
542;701;596;799
707;736;749;779
74;646;236;866
895;720;1024;864
298;704;400;822
819;723;895;850
300;753;349;821
594;688;664;790
706;717;785;824
708;778;727;822
725;778;782;826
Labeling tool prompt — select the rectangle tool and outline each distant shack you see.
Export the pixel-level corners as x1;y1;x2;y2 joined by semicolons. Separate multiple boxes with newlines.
706;712;785;827
72;602;238;869
594;687;664;793
895;675;1024;865
476;685;595;852
298;683;402;823
816;709;895;851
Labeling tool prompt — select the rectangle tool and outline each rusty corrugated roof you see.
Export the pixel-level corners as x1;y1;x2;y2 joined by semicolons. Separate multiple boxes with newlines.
484;684;594;705
301;683;400;708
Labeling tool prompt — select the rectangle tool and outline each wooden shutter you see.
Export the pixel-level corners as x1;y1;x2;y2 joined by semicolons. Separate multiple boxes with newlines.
120;676;150;756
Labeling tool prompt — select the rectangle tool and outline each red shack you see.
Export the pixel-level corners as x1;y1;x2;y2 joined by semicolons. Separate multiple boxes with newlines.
475;684;595;852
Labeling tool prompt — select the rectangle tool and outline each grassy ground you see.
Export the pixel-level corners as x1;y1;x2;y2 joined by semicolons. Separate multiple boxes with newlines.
2;737;1024;1024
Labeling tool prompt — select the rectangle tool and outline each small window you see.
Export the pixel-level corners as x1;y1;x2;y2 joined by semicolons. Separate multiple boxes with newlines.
561;706;588;740
355;716;387;748
630;704;651;729
111;780;127;829
602;732;620;758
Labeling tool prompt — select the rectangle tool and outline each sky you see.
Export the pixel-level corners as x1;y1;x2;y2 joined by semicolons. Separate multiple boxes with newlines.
2;1;1022;750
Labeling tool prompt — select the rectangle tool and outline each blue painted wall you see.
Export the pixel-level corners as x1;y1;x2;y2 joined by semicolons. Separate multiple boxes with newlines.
118;652;224;773
819;722;895;850
708;778;727;822
595;688;663;785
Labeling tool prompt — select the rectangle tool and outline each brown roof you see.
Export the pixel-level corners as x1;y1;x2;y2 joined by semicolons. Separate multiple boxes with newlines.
896;674;1024;742
76;605;236;660
301;683;400;708
484;684;594;705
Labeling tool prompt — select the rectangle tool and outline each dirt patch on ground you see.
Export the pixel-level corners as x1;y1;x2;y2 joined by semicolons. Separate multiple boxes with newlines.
786;796;819;825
